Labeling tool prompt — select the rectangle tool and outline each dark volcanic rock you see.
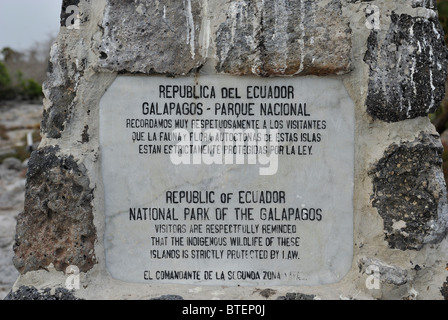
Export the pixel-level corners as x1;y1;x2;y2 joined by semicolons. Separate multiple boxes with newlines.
369;133;448;250
4;286;81;300
364;13;448;122
13;146;97;274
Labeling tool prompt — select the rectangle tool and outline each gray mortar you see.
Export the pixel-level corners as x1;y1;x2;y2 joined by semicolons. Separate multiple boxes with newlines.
42;45;78;139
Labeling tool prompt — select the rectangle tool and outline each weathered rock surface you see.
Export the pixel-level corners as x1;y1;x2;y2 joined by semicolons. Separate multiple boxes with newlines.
216;0;352;76
442;277;448;299
96;0;352;76
359;257;409;286
369;133;448;250
364;13;448;122
412;0;437;9
41;42;79;140
13;146;97;274
4;285;81;300
97;0;206;74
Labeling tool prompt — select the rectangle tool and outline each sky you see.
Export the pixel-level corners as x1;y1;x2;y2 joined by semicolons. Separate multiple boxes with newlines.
0;0;61;51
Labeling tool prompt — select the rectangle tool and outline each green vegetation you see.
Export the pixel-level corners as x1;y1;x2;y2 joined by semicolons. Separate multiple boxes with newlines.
0;66;43;102
0;45;47;103
0;42;50;163
16;71;43;100
0;61;14;100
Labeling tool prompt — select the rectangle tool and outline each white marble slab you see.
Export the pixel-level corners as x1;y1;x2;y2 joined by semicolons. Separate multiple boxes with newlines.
99;75;354;286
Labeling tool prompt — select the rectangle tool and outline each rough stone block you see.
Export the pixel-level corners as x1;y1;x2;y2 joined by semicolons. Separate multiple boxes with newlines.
13;146;96;274
215;0;352;76
4;286;81;300
97;0;206;74
369;133;448;250
364;13;448;122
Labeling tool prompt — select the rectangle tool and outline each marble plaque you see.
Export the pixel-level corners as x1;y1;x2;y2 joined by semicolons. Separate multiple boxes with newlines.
100;75;354;286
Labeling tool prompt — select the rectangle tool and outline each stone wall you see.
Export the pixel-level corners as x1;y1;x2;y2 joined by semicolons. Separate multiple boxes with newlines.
7;0;448;300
